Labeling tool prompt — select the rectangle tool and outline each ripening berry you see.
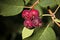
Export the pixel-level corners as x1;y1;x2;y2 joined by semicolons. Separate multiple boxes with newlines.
24;19;33;28
30;9;39;18
22;9;42;28
22;10;32;19
32;17;42;27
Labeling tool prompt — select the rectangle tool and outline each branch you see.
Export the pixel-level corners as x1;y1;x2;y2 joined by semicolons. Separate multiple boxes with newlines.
54;5;60;14
48;9;60;27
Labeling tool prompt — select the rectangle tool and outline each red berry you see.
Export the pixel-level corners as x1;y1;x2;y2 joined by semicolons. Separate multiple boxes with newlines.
30;9;39;18
24;19;33;28
22;9;42;28
32;17;42;27
22;10;32;19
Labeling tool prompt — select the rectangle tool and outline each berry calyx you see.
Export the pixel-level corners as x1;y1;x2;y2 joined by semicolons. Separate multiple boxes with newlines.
22;10;32;19
32;17;42;27
24;19;33;28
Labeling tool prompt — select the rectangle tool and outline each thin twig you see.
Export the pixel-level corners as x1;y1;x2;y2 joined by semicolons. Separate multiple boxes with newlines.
48;9;60;27
24;0;39;9
42;14;51;16
54;5;60;14
31;0;39;9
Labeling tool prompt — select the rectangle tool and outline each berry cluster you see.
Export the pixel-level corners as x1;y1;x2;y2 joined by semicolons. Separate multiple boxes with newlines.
22;9;42;28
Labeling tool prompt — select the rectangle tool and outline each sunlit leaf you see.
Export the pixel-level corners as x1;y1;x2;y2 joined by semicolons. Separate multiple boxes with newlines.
22;27;34;39
23;25;56;40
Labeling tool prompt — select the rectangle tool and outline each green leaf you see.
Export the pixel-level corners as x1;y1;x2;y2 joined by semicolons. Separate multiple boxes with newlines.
34;4;43;18
25;0;30;5
39;0;57;8
22;27;34;39
0;0;24;16
55;0;60;5
54;18;60;23
38;27;56;40
0;0;24;6
23;25;56;40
